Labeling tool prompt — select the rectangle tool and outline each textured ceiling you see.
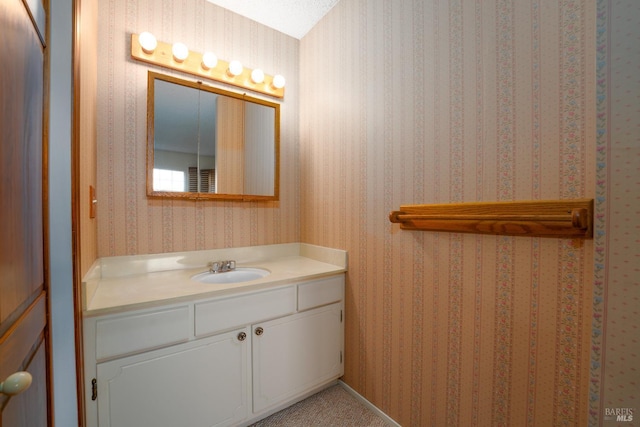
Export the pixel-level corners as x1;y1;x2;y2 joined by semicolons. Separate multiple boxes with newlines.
205;0;340;39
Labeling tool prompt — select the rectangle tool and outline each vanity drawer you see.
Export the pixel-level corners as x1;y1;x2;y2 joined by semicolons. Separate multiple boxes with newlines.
297;275;344;311
195;286;296;337
95;306;190;361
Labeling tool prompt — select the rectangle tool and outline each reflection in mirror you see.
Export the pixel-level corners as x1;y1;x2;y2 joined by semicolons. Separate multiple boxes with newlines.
147;71;279;201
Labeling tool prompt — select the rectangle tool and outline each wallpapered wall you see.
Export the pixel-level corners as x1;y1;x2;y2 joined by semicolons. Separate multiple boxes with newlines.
592;0;640;423
96;0;300;256
300;0;596;425
79;0;98;278
94;0;640;425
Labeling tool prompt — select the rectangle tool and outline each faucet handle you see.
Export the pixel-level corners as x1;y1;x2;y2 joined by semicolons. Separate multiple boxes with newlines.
229;260;236;270
208;262;221;273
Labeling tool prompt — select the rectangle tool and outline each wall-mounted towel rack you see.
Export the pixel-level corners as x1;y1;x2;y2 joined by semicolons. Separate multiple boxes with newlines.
389;199;593;238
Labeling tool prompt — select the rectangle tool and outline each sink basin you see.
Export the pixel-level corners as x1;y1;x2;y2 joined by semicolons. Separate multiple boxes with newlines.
191;268;270;284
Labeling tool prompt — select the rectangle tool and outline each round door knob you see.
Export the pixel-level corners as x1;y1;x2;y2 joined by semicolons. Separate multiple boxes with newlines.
255;327;264;336
0;371;33;396
237;332;247;341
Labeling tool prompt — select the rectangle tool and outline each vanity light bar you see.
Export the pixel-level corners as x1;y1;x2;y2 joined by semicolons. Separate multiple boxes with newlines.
130;33;285;99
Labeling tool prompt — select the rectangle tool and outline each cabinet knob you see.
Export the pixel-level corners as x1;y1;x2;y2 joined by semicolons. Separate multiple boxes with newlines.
255;327;264;336
0;371;32;396
237;332;247;341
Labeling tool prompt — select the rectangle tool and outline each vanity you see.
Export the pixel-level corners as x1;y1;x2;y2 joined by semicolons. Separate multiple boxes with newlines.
82;243;347;427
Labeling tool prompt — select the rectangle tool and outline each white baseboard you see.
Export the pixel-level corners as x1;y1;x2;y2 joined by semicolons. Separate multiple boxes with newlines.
338;380;402;427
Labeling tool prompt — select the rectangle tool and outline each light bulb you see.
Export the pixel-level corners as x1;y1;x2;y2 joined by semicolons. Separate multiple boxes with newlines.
251;69;265;84
172;42;189;62
228;60;243;77
201;52;218;70
138;32;157;54
272;74;286;89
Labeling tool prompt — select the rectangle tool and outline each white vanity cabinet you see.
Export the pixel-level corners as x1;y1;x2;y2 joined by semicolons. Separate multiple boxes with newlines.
83;274;344;427
96;327;250;427
252;302;343;413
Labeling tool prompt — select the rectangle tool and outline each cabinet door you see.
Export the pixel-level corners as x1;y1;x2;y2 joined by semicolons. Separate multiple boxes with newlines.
97;328;249;427
252;303;343;413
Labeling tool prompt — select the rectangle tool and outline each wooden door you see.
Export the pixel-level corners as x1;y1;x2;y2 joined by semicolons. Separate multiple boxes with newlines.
0;0;50;426
215;96;245;194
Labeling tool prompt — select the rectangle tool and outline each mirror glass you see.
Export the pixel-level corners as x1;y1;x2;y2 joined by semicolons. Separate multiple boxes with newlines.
147;71;280;200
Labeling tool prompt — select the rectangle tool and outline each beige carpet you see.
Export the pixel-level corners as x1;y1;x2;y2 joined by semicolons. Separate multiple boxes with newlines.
249;384;389;426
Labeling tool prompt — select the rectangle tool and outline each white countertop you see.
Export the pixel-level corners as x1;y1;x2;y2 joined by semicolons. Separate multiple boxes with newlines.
83;243;347;316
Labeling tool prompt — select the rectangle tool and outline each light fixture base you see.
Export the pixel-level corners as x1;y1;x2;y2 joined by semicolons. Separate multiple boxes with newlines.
130;33;284;99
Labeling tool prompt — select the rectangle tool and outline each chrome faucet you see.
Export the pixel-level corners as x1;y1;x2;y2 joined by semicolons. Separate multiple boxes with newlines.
208;260;236;273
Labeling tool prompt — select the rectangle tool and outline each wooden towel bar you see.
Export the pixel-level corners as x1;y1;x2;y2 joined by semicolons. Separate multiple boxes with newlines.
389;199;593;238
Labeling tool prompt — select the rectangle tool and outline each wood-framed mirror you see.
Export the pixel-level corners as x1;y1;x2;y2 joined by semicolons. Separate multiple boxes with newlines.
147;71;280;201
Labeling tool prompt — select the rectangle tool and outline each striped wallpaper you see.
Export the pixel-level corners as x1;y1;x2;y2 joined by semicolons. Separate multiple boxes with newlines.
94;0;639;425
96;0;301;257
591;0;640;425
300;0;595;425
